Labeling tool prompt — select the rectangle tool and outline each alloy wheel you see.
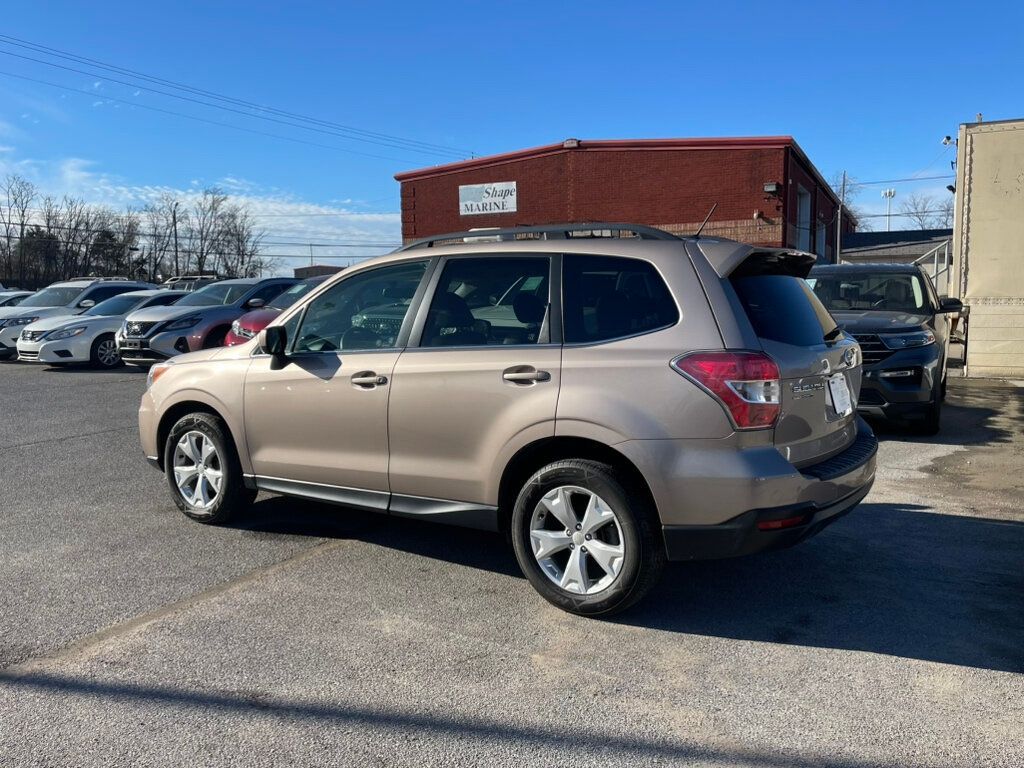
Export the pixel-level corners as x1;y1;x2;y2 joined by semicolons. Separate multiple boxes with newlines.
97;338;120;367
172;431;223;509
529;485;625;595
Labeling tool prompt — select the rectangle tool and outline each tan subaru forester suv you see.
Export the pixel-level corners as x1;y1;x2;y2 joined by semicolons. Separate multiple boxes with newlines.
140;224;876;616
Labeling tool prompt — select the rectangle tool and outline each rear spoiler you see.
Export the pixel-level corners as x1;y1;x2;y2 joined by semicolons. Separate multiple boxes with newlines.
695;240;818;279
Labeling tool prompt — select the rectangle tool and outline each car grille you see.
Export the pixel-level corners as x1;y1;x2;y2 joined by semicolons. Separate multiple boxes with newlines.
355;315;403;338
124;320;158;337
20;329;45;342
852;334;894;366
18;349;38;360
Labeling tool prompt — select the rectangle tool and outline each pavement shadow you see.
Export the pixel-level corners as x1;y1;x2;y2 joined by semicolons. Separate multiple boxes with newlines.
619;502;1024;673
235;496;1023;672
868;383;1016;447
231;494;523;579
0;670;904;768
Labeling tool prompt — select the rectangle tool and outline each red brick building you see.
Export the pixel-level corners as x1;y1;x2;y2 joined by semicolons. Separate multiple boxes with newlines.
395;137;854;260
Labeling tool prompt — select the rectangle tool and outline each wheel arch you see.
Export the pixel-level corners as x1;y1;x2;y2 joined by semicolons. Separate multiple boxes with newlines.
497;436;659;533
155;399;238;472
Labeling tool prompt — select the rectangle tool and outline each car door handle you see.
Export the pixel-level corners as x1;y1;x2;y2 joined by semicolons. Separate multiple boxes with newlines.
351;372;387;387
502;368;551;383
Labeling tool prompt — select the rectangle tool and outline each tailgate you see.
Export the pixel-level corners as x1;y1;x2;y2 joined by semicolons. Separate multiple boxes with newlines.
730;269;861;467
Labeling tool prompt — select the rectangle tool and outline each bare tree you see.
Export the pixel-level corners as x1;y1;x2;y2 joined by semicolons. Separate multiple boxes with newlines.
897;193;954;230
936;197;954;228
219;205;266;277
1;184;268;286
0;175;37;285
188;188;229;275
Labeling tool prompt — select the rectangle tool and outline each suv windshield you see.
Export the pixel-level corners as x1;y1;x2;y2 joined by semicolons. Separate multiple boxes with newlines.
175;282;251;307
18;285;86;308
83;294;146;316
808;272;928;314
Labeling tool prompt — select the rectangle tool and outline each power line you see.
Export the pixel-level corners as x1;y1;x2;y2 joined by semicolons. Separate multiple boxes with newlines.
0;68;427;164
0;33;473;158
0;47;463;161
854;174;955;186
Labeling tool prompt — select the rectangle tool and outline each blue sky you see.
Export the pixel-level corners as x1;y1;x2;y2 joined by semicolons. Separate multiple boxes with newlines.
0;1;1021;269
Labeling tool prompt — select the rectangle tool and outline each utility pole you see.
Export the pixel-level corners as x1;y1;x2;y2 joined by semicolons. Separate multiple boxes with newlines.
171;201;180;275
881;188;896;231
835;171;847;263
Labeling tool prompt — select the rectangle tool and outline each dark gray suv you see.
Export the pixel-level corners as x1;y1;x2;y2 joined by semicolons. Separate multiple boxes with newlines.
808;263;962;434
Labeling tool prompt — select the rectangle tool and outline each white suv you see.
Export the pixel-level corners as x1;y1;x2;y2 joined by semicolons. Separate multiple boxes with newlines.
17;289;186;368
0;279;156;360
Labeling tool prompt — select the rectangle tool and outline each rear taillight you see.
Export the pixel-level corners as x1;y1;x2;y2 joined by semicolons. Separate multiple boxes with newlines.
672;351;781;430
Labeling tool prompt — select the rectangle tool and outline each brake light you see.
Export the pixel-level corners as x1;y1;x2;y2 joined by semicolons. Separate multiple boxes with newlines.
672;351;781;429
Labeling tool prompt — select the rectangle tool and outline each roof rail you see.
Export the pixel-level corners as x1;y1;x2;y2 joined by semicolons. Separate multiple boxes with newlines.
67;275;134;281
398;222;681;251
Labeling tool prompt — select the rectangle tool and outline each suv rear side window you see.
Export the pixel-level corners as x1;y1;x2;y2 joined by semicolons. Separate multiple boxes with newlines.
563;255;678;343
732;275;838;347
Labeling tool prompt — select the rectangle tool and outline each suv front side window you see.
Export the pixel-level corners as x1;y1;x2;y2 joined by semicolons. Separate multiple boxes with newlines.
421;257;550;347
562;254;678;343
292;260;427;353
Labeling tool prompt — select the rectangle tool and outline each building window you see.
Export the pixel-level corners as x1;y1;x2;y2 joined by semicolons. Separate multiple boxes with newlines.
796;186;812;252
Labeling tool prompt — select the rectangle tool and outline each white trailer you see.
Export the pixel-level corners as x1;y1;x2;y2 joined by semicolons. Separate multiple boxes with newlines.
951;118;1024;378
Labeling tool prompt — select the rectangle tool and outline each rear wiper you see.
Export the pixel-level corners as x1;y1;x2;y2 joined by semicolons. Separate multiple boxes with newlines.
824;326;843;342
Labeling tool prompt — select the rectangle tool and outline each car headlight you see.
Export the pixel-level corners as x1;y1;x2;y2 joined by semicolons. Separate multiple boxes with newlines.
147;360;174;389
879;330;935;349
45;326;88;341
231;319;255;339
6;316;39;327
163;315;200;331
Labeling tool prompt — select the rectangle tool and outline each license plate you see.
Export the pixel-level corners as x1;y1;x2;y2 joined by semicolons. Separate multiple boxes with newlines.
827;373;853;417
122;340;141;349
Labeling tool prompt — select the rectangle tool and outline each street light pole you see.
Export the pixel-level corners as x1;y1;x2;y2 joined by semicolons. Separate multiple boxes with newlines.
882;188;896;232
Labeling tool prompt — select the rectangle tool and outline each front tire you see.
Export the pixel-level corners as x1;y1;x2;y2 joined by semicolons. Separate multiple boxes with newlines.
915;401;941;436
90;333;123;369
164;412;255;523
510;459;664;616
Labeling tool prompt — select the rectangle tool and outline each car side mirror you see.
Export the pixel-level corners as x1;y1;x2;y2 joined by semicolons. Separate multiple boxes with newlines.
259;325;287;356
78;299;95;309
938;296;963;314
245;298;266;309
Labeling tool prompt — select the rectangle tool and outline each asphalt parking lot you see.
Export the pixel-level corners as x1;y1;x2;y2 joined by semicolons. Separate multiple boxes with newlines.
1;363;1022;767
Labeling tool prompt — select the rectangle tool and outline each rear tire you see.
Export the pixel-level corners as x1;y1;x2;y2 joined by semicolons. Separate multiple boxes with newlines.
510;459;664;616
90;333;122;369
164;412;255;524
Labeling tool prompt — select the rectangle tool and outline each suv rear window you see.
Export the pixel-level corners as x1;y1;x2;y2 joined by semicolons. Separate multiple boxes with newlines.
563;255;678;343
731;275;838;347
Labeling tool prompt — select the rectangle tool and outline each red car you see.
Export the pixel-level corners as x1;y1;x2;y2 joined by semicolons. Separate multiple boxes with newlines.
224;275;331;346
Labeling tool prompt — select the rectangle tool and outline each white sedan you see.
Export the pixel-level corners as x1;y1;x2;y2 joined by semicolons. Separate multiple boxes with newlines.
17;290;186;368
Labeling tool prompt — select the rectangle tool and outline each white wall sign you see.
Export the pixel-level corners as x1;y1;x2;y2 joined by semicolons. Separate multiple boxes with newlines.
459;181;517;215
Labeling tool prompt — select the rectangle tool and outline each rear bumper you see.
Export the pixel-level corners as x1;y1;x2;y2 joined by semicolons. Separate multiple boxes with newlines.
662;479;873;560
619;420;878;561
